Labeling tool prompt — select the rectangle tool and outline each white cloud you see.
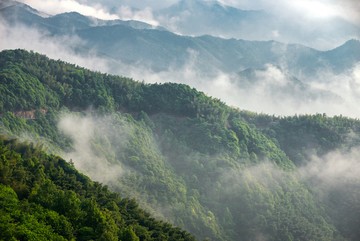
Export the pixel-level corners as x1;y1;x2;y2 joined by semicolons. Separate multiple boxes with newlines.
18;0;119;20
0;21;112;74
272;30;280;38
117;5;159;26
58;113;130;184
298;147;360;193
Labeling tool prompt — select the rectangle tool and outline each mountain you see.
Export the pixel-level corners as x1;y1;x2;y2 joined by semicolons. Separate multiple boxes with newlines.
0;0;54;31
322;39;360;73
1;0;360;78
0;0;49;18
2;49;360;240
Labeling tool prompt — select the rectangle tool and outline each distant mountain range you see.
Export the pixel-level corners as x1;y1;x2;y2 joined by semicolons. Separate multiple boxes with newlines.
1;0;359;78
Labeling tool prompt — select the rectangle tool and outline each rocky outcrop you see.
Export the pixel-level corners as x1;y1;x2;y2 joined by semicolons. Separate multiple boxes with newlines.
2;109;48;119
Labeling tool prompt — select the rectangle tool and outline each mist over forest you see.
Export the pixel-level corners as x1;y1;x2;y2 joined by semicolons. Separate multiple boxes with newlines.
1;0;360;241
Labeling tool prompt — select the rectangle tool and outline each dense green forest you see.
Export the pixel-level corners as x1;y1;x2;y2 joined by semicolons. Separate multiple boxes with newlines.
0;134;195;240
1;49;360;240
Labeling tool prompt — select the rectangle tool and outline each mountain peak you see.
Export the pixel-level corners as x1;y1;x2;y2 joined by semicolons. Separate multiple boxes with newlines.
330;39;360;52
344;39;360;46
0;0;50;17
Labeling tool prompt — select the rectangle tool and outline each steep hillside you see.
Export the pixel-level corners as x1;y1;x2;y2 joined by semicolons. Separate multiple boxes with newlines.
1;49;360;240
0;134;195;240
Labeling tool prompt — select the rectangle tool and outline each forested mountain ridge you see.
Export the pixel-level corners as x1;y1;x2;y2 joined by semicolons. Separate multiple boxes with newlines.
1;49;360;240
0;49;230;125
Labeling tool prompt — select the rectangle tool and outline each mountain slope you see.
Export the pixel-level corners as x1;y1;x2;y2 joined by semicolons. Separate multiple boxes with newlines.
0;134;196;241
2;49;360;240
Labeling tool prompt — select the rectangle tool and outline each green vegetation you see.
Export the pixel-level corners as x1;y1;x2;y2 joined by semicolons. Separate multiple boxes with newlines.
1;49;360;240
239;111;360;165
0;135;195;240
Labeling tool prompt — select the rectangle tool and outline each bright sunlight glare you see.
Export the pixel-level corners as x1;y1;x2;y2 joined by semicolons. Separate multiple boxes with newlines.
291;0;339;19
